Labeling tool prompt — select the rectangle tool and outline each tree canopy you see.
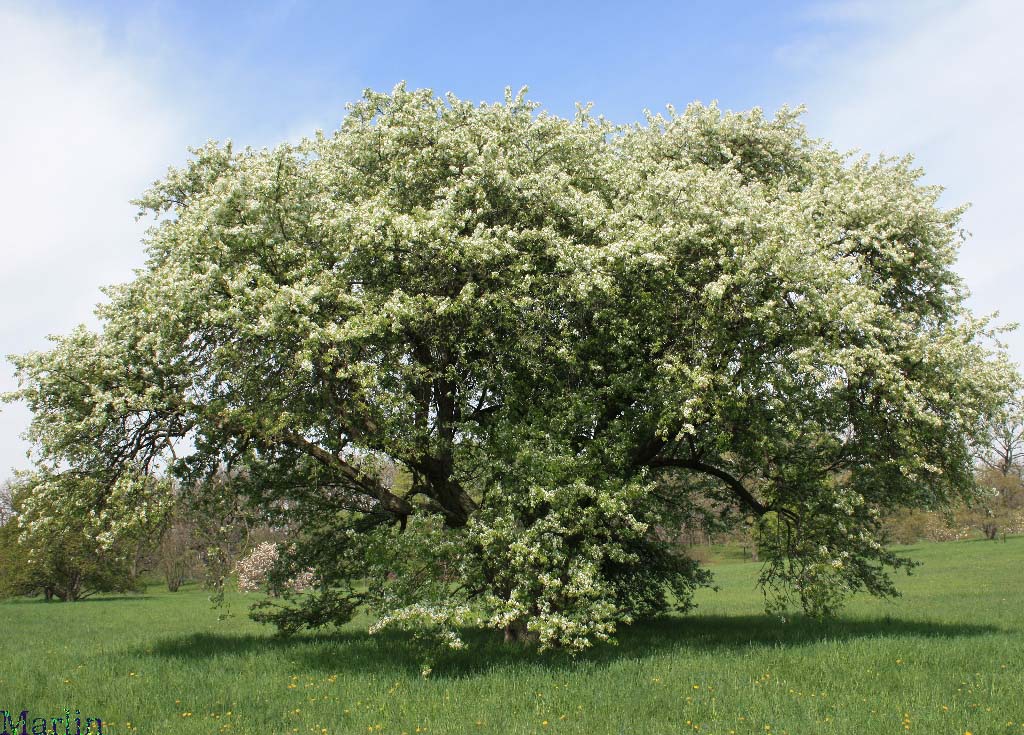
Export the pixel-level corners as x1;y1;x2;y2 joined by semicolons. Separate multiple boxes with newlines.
5;85;1016;654
0;471;161;600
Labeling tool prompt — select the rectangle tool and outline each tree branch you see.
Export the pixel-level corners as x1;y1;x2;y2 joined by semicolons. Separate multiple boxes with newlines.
647;456;769;516
279;429;412;517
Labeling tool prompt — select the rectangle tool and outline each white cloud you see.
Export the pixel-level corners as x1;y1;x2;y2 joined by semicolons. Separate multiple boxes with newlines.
0;3;189;475
797;0;1024;363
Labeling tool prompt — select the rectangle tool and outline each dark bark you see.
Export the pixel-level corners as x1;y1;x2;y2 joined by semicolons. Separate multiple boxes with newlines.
280;429;413;519
646;456;769;517
503;619;538;644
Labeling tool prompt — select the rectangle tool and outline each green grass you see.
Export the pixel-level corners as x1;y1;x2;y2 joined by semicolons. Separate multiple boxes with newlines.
2;538;1023;735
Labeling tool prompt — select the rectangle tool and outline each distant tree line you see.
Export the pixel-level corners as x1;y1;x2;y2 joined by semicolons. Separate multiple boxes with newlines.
883;402;1024;544
675;402;1024;550
0;469;281;601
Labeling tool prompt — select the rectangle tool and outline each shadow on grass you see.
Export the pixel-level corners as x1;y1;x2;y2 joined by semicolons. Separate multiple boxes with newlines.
144;613;1000;679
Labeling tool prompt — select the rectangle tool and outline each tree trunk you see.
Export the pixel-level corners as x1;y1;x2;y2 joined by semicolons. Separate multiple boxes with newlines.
64;572;83;601
503;620;538;645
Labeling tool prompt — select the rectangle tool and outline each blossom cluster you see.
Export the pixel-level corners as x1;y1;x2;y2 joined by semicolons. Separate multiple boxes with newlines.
234;542;315;594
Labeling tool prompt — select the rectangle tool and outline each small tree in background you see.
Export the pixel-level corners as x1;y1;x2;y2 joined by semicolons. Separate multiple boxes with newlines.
881;508;936;544
3;470;170;601
145;469;284;594
235;542;315;595
157;515;197;592
979;394;1024;477
963;468;1024;540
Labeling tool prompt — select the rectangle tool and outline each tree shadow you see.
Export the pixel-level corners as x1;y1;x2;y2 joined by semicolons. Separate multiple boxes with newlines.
144;612;1001;679
73;594;155;603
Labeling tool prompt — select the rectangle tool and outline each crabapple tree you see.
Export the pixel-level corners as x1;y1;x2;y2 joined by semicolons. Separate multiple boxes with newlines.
5;85;1015;650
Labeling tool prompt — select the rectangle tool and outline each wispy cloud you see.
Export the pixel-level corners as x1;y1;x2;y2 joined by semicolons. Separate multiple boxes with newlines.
0;2;189;474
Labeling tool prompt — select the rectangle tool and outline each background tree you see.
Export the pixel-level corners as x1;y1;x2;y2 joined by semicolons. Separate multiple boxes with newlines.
0;481;44;599
156;513;197;592
0;479;13;526
883;407;1024;544
979;393;1024;477
148;469;280;593
959;467;1024;540
5;86;1016;650
2;470;170;601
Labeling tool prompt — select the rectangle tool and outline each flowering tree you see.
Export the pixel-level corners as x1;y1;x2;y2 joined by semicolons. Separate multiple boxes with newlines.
235;542;314;594
1;470;169;600
0;480;13;526
5;85;1015;649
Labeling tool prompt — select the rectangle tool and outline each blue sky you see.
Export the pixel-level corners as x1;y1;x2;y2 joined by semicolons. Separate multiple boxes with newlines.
1;0;1022;474
45;0;852;140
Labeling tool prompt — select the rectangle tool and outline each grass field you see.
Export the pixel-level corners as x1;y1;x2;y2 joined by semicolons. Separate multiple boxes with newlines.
1;537;1022;735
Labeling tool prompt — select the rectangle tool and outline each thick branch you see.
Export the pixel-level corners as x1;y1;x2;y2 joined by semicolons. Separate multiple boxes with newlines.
279;429;413;517
648;456;768;516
